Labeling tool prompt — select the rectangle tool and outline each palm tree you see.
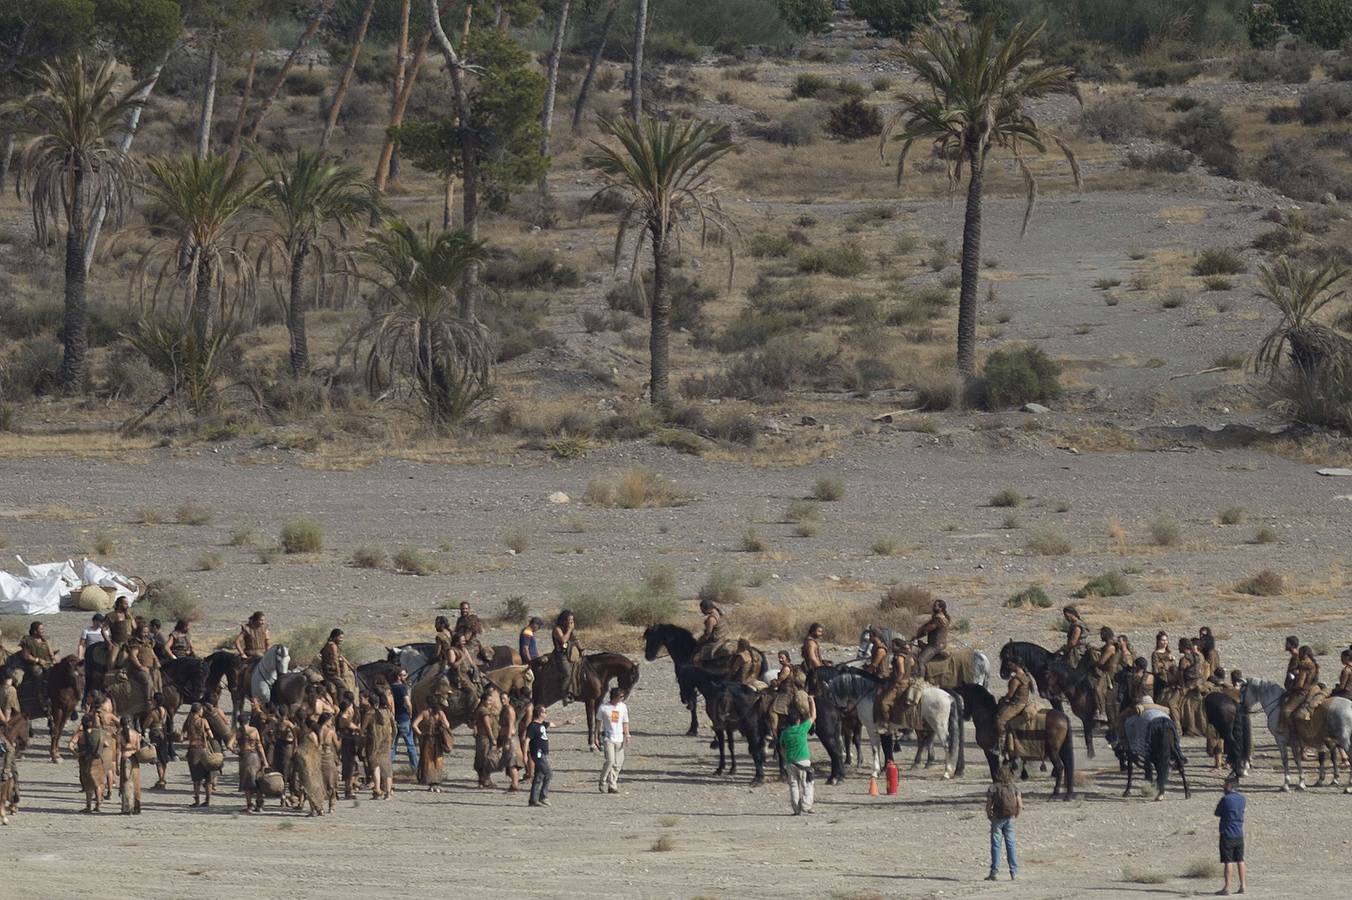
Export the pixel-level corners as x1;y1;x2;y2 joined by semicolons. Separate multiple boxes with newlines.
585;115;735;407
260;149;384;375
11;55;148;391
882;21;1080;376
1255;257;1350;376
360;220;493;426
631;0;649;122
135;154;268;338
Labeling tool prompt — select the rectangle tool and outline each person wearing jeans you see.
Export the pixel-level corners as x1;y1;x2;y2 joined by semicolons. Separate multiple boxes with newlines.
390;670;419;772
594;688;630;793
527;706;572;807
985;767;1022;881
778;708;816;815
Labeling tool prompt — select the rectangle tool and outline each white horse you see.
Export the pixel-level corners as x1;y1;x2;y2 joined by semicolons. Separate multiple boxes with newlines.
248;644;291;704
821;669;960;780
855;626;990;689
1243;677;1352;793
387;643;437;684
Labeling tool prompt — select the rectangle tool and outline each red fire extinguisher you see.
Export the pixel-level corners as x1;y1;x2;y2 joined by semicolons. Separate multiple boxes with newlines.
885;760;899;795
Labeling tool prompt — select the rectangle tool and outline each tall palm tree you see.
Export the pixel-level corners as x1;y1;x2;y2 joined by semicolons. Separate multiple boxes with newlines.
136;154;269;338
11;55;148;391
360;220;493;426
585;115;735;406
882;21;1079;376
260;149;384;375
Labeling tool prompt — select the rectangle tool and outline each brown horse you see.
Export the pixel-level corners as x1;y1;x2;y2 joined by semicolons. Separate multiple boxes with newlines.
14;656;85;763
529;652;639;750
955;684;1075;800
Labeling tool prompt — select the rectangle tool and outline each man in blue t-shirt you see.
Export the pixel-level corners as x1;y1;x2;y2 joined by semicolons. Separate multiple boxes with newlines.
1214;775;1247;895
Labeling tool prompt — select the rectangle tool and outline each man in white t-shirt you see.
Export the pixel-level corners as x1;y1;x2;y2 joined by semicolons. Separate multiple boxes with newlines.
593;688;630;794
77;614;108;661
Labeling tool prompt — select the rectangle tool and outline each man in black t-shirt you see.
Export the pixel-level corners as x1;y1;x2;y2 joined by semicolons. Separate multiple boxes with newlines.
526;706;572;807
390;670;419;771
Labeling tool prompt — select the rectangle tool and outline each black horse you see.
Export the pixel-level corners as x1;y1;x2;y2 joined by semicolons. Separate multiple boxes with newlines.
1204;691;1252;779
676;664;769;785
202;649;245;716
644;625;704;736
954;683;1075;799
999;640;1099;758
1114;711;1191;800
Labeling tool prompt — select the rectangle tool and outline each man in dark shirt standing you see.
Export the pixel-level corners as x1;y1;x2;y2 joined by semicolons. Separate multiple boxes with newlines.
1214;775;1247;896
390;669;419;772
526;706;571;807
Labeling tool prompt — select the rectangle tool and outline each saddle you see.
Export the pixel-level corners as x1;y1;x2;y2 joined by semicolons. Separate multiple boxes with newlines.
1007;709;1049;761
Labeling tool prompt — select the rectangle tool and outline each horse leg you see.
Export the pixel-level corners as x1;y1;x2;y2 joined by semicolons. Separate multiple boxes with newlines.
686;699;699;737
587;698;598;751
1315;750;1327;787
909;733;924;769
749;726;765;786
1082;713;1096;760
984;750;1000;782
727;729;737;776
1278;737;1293;792
713;729;726;776
1123;758;1135;798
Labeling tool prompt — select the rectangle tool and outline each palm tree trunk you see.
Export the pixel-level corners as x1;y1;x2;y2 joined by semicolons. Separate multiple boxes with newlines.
226;45;258;170
196;44;220;160
58;164;89;392
649;229;671;407
631;0;648;123
374;28;432;191
956;144;984;377
84;56;167;273
319;0;378;151
443;177;454;230
572;1;617;133
430;0;481;321
538;0;571;199
287;239;311;375
244;0;336;146
384;0;412;180
190;255;215;341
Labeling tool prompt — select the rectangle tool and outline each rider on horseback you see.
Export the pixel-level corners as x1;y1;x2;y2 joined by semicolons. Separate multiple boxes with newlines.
1281;646;1320;725
18;622;55;709
914;599;951;668
996;659;1033;760
694;598;728;664
1059;606;1088;667
1336;648;1352;700
552;610;579;703
876;638;914;725
233;612;271;703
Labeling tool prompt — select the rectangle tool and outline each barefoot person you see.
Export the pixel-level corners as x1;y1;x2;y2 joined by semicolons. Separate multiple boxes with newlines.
1215;775;1247;895
117;717;143;815
229;713;266;813
183;704;217;808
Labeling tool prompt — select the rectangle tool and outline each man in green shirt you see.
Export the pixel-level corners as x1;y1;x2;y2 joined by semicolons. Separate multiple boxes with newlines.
778;709;815;815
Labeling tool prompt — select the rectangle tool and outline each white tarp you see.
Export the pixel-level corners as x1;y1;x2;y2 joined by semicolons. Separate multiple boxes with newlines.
80;559;141;604
0;556;142;615
0;570;64;615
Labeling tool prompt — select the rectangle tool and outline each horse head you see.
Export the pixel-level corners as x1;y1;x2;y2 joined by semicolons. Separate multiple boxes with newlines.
642;625;666;661
386;646;402;664
998;641;1014;679
274;644;291;675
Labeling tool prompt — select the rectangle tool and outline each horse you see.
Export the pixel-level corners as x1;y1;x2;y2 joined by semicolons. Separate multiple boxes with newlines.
1114;708;1190;801
954;684;1075;798
247;645;291;706
1242;677;1352;793
1204;691;1252;779
999;640;1099;758
675;664;770;784
203;650;245;716
643;623;767;737
388;642;520;682
529;651;639;750
856;626;991;690
815;668;960;781
9;655;83;763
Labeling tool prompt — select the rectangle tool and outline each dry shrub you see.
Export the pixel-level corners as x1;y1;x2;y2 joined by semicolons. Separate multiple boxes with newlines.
280;518;323;554
134;507;164;525
1074;571;1132;598
878;584;932;615
1026;531;1072;556
504;527;529;554
560;579;680;629
1007;586;1052;608
175;502;213;526
138;579;201;623
651;835;677;852
699;567;745;606
1235;570;1284;596
1150;517;1182;547
1107;518;1128;555
92;532;115;556
1181;860;1221;879
393;548;435;576
350;546;387;569
587;469;686;509
812;476;845;501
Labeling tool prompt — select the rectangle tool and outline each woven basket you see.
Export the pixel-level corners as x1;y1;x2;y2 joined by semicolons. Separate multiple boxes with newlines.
203;749;225;770
76;585;114;613
136;745;158;764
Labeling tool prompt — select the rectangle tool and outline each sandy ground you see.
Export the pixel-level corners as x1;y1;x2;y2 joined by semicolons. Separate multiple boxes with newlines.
2;438;1351;899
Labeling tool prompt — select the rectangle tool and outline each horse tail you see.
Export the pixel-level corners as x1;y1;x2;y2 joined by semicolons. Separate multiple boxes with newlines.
1060;718;1076;792
951;690;966;776
973;651;990;690
1169;718;1185;769
1238;697;1252;766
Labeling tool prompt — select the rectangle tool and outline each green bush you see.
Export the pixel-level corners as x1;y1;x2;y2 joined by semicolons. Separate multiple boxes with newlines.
1234;48;1317;83
989;488;1023;508
812;475;845;501
484;248;580;290
1132;63;1202;88
280;518;324;554
1167;103;1239;178
977;346;1062;410
825;97;883;140
1253;138;1351;202
1078;98;1161;143
1006;585;1053;608
850;0;941;39
606;272;714;333
1297;84;1352;125
791;73;830;98
1074;571;1132;598
1192;248;1246;276
797;241;870;277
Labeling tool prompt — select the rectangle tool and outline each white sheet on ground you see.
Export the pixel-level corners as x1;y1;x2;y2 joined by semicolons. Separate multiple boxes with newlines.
17;556;81;592
80;559;141;603
0;570;65;615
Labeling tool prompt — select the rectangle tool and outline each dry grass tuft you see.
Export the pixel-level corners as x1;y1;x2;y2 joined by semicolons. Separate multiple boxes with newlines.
1107;518;1128;555
1121;867;1168;885
135;507;165;525
738;529;768;553
1026;531;1072;556
870;537;901;556
504;527;530;554
195;552;223;572
280;519;323;554
1181;860;1221;879
92;532;116;557
878;584;932;615
393;548;436;576
1007;586;1053;608
650;835;677;852
1251;527;1278;544
587;469;687;509
1149;517;1182;547
226;526;256;547
175;502;214;526
699;567;746;606
812;476;845;502
783;499;819;523
735;589;908;644
1235;570;1284;596
350;546;387;569
1218;506;1245;525
1074;571;1132;598
988;487;1023;508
